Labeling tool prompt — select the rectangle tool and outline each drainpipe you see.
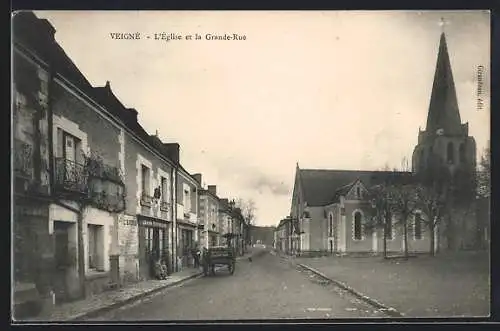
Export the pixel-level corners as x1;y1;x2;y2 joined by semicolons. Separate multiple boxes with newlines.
170;165;177;272
47;70;55;195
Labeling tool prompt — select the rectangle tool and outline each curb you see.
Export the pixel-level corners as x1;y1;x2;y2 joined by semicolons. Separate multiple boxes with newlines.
297;263;403;318
68;272;203;321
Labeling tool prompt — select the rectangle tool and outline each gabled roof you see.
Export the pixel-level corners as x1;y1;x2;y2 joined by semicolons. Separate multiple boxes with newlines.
331;180;357;202
299;169;413;206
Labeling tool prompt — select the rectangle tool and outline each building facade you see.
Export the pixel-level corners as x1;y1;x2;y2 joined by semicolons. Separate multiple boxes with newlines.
197;179;220;249
275;217;291;254
13;12;128;305
176;168;200;269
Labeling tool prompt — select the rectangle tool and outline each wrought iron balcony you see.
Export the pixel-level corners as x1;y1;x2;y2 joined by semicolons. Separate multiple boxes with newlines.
140;192;153;207
160;200;170;212
54;157;88;195
14;139;33;179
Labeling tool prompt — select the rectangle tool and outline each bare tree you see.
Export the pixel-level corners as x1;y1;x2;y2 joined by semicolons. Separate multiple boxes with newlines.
415;183;445;256
387;183;419;258
365;183;393;258
235;198;257;226
477;143;490;198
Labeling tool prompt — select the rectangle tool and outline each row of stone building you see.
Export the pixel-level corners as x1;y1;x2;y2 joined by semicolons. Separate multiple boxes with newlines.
12;12;249;305
274;31;490;257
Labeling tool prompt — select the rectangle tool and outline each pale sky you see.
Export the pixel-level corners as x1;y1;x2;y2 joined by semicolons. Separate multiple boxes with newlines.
33;10;490;227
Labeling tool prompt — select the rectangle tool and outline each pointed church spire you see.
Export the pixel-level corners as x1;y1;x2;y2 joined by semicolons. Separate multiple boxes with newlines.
425;28;462;135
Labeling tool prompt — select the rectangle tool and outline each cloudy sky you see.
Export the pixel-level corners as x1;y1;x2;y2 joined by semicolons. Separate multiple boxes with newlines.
33;10;490;227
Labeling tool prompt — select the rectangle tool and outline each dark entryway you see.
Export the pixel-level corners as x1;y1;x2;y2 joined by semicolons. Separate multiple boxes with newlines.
53;221;72;303
144;226;170;277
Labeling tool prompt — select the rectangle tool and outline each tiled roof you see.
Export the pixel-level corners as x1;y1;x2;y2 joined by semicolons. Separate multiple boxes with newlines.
299;169;413;206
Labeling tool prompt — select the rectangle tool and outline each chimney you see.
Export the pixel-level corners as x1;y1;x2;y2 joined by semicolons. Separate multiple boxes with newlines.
125;108;138;124
192;173;202;185
208;185;217;196
220;198;229;209
163;143;180;165
39;19;56;40
13;12;56;46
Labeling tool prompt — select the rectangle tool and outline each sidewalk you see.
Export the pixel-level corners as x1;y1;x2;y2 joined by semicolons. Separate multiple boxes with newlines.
293;251;490;317
25;248;259;322
26;268;202;322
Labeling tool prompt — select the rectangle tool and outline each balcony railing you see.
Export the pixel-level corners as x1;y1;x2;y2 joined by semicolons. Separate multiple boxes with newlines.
14;139;33;179
54;158;88;195
140;192;153;207
160;200;170;212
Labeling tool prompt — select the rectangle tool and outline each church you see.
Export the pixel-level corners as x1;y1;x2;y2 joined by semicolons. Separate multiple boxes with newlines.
289;31;480;256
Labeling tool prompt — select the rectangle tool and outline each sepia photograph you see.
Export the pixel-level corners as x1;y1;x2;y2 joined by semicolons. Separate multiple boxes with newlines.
11;10;490;322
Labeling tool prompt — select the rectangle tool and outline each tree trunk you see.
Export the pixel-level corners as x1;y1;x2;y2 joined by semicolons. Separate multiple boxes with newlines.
429;223;435;257
403;216;409;258
383;226;387;259
383;210;390;259
77;206;86;299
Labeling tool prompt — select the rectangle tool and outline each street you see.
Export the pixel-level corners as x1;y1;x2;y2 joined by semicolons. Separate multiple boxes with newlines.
86;250;386;321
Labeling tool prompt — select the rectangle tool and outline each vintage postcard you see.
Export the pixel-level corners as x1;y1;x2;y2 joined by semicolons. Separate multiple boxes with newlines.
11;10;490;322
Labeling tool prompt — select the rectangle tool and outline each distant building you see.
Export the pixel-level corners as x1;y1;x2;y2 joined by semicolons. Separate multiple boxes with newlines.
249;225;275;247
198;180;220;249
275;217;292;254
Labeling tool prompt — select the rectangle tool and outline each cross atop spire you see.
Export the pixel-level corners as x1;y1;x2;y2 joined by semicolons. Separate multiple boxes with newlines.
439;17;446;32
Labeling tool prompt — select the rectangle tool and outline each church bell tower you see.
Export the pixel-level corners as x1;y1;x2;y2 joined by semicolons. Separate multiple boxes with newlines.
412;29;476;179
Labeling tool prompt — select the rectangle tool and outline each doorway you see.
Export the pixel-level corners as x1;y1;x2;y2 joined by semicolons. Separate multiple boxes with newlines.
53;221;71;303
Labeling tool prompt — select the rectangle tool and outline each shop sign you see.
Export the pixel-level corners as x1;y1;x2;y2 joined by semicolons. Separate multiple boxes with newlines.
138;217;168;229
119;215;137;226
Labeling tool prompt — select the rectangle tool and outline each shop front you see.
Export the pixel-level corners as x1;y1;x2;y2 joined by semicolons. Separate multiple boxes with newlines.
177;221;196;269
138;215;172;279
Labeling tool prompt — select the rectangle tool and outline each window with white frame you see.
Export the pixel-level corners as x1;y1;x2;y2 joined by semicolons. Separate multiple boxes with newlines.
329;213;334;237
87;224;104;271
184;188;191;212
160;176;168;202
141;165;150;196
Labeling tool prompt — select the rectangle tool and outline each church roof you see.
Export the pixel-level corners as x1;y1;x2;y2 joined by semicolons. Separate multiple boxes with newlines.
298;169;412;206
426;32;463;135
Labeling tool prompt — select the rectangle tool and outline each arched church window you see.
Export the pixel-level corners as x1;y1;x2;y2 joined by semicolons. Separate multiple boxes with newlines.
329;214;333;237
459;143;466;163
353;212;362;240
447;142;454;164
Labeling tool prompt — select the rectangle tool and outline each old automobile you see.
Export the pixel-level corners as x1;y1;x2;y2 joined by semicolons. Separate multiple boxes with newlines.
202;246;235;276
